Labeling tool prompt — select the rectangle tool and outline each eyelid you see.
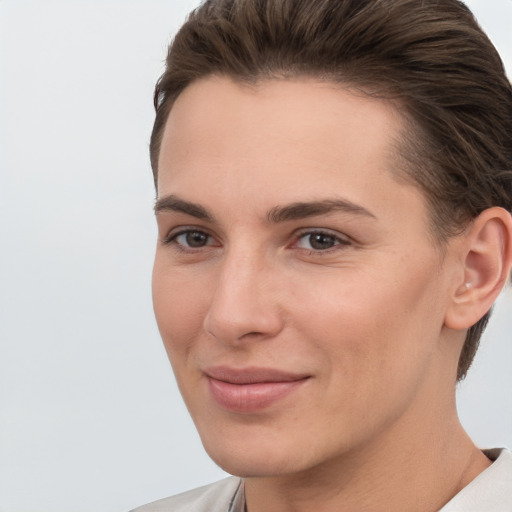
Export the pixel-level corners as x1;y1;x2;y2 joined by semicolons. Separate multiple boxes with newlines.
291;227;352;251
161;225;353;254
161;226;219;248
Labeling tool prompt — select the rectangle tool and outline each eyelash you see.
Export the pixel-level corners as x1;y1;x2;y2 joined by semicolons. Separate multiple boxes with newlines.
162;227;352;255
163;228;217;252
293;229;351;254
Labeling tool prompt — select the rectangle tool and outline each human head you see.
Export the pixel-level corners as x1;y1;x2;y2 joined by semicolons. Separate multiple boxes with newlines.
150;0;512;380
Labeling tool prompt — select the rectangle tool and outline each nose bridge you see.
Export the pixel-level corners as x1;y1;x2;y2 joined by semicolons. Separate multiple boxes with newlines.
203;243;283;343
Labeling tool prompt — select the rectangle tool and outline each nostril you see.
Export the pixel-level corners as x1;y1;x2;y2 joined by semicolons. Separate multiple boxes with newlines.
240;331;267;340
203;302;284;345
202;261;284;344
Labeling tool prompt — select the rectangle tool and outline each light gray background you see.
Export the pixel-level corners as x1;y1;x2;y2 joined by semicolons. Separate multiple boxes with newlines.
0;1;511;511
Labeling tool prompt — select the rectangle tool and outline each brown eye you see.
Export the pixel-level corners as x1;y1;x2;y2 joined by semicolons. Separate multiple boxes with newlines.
184;231;210;247
295;230;350;252
169;230;214;248
308;233;337;250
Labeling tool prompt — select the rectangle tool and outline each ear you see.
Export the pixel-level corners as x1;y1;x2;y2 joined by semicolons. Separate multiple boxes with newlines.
445;207;512;330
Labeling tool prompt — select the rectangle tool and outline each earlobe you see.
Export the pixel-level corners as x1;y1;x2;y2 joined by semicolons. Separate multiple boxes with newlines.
445;207;512;331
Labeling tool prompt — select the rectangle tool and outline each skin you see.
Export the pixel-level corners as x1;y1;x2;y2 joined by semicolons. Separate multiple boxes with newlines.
152;76;493;512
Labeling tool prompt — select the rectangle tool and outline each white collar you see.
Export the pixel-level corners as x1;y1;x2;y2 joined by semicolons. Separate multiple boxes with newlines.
439;448;512;511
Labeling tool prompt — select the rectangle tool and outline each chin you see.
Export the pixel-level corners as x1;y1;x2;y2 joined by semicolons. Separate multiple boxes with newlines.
200;424;342;479
200;433;306;478
208;451;298;478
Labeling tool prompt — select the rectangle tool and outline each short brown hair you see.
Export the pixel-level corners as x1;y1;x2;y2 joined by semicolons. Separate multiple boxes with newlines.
150;0;512;381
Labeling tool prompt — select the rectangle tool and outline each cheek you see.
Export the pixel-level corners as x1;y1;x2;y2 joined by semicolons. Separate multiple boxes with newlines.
291;260;444;381
293;273;443;440
152;258;212;359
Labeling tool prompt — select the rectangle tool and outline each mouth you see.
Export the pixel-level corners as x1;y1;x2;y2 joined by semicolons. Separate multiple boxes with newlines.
203;366;311;413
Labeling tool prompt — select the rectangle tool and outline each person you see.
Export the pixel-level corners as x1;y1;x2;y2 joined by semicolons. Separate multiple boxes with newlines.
132;0;512;510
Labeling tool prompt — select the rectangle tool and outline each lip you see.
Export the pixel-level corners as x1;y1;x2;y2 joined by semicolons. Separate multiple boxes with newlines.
204;366;310;413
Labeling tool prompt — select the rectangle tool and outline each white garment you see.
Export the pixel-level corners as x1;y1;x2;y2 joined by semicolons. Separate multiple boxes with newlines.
131;448;512;512
439;448;512;511
130;477;243;512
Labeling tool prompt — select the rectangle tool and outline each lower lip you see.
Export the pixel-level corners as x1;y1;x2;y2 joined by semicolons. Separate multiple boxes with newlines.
207;377;308;413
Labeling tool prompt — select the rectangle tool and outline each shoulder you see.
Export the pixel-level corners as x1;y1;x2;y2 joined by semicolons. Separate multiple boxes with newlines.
130;477;243;512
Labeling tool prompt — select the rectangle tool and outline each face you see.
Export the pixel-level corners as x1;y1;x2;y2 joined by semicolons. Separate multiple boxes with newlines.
152;76;459;478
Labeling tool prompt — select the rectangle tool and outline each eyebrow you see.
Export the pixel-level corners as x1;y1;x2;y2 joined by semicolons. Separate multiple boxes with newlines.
267;199;376;223
154;194;215;222
154;194;376;223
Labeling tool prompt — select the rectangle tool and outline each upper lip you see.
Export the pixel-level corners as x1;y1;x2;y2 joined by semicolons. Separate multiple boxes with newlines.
204;366;310;384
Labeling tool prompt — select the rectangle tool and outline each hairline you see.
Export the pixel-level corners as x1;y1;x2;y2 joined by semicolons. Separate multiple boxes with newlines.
151;72;463;248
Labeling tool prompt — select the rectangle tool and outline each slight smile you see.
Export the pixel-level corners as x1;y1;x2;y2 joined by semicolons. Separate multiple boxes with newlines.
204;366;311;413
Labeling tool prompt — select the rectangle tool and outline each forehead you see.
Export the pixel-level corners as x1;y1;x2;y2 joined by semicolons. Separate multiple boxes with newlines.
157;76;430;231
159;76;404;181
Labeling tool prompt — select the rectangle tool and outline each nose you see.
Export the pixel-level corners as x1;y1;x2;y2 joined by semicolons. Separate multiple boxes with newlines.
203;251;284;345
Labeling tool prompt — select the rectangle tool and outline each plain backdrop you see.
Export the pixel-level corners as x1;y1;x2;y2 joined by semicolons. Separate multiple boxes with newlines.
0;1;511;511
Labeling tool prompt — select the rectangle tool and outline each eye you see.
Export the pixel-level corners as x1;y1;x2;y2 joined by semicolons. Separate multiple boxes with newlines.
294;230;349;251
166;229;217;249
